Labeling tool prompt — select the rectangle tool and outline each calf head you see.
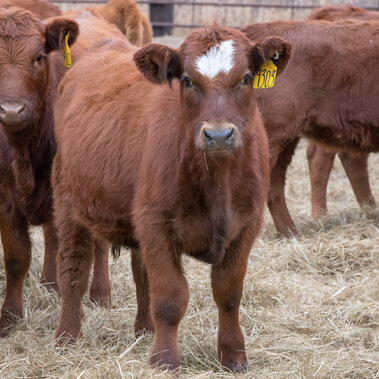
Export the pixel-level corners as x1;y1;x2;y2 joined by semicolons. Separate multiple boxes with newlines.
134;24;292;156
0;8;78;135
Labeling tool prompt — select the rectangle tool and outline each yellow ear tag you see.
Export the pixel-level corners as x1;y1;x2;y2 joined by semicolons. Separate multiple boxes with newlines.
63;31;72;68
253;59;277;89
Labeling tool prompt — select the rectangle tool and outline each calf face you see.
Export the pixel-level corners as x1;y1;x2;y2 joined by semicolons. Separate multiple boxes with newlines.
0;8;78;134
134;25;291;156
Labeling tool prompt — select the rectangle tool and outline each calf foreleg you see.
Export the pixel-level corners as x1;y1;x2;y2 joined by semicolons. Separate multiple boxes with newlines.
211;229;253;372
268;138;299;236
131;248;154;336
0;216;31;337
140;236;189;371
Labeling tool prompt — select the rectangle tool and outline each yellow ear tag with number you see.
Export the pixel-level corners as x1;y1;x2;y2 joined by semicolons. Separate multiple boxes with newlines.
253;59;277;89
63;31;72;68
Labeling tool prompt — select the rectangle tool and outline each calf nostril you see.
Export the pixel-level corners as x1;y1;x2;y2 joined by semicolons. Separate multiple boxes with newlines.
16;104;25;115
226;129;234;141
0;103;25;115
203;129;212;142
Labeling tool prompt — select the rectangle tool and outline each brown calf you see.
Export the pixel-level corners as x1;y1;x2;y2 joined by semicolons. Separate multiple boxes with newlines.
0;7;78;337
308;4;377;22
242;20;379;236
0;9;123;337
90;0;153;46
53;25;291;371
306;5;378;218
0;0;61;18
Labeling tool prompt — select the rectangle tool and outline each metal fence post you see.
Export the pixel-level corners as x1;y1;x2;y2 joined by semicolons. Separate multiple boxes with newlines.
150;0;174;36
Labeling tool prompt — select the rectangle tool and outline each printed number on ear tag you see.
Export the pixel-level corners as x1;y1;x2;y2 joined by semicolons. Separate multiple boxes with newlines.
63;31;72;68
253;59;277;89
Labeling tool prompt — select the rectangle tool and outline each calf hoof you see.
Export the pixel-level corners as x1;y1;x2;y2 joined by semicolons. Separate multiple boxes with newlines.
0;326;11;338
0;309;22;338
224;362;248;373
150;348;181;371
89;291;111;308
220;350;248;373
312;207;327;219
89;285;111;308
55;327;82;346
277;225;298;238
0;319;12;338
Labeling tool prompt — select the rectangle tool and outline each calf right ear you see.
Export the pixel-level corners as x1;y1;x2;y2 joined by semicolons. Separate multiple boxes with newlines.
134;44;182;85
251;36;292;76
45;18;79;54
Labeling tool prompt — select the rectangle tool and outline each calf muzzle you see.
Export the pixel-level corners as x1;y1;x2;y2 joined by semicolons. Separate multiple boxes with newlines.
200;122;240;155
0;101;27;129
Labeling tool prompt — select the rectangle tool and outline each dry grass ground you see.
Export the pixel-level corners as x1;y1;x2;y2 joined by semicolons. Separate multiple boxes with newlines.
0;139;377;378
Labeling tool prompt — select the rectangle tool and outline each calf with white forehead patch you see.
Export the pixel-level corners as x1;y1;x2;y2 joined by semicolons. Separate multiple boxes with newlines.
52;24;292;371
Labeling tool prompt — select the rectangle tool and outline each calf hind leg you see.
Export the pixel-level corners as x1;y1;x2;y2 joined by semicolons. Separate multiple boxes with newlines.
268;138;299;237
40;220;59;291
306;141;335;218
89;239;111;307
54;217;94;344
0;216;31;337
131;248;154;336
338;152;376;209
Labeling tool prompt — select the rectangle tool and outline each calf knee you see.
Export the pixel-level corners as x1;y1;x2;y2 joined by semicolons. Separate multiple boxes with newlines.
154;301;184;327
5;256;30;280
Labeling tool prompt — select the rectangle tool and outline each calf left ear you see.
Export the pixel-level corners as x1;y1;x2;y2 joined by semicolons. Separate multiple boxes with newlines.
134;44;182;85
251;36;292;76
45;18;79;54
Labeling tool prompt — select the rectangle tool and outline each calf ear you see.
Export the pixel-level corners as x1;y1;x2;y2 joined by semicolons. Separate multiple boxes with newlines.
45;18;79;54
251;36;292;76
134;44;182;85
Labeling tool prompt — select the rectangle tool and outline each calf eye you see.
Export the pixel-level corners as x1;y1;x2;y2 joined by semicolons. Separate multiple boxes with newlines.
241;73;253;86
35;55;43;63
181;75;193;88
273;51;279;60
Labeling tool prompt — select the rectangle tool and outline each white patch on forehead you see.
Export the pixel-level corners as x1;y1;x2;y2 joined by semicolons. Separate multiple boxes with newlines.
195;40;235;79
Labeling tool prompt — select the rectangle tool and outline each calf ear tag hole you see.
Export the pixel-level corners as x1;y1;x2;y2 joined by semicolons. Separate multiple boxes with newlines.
253;58;277;89
63;30;72;68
